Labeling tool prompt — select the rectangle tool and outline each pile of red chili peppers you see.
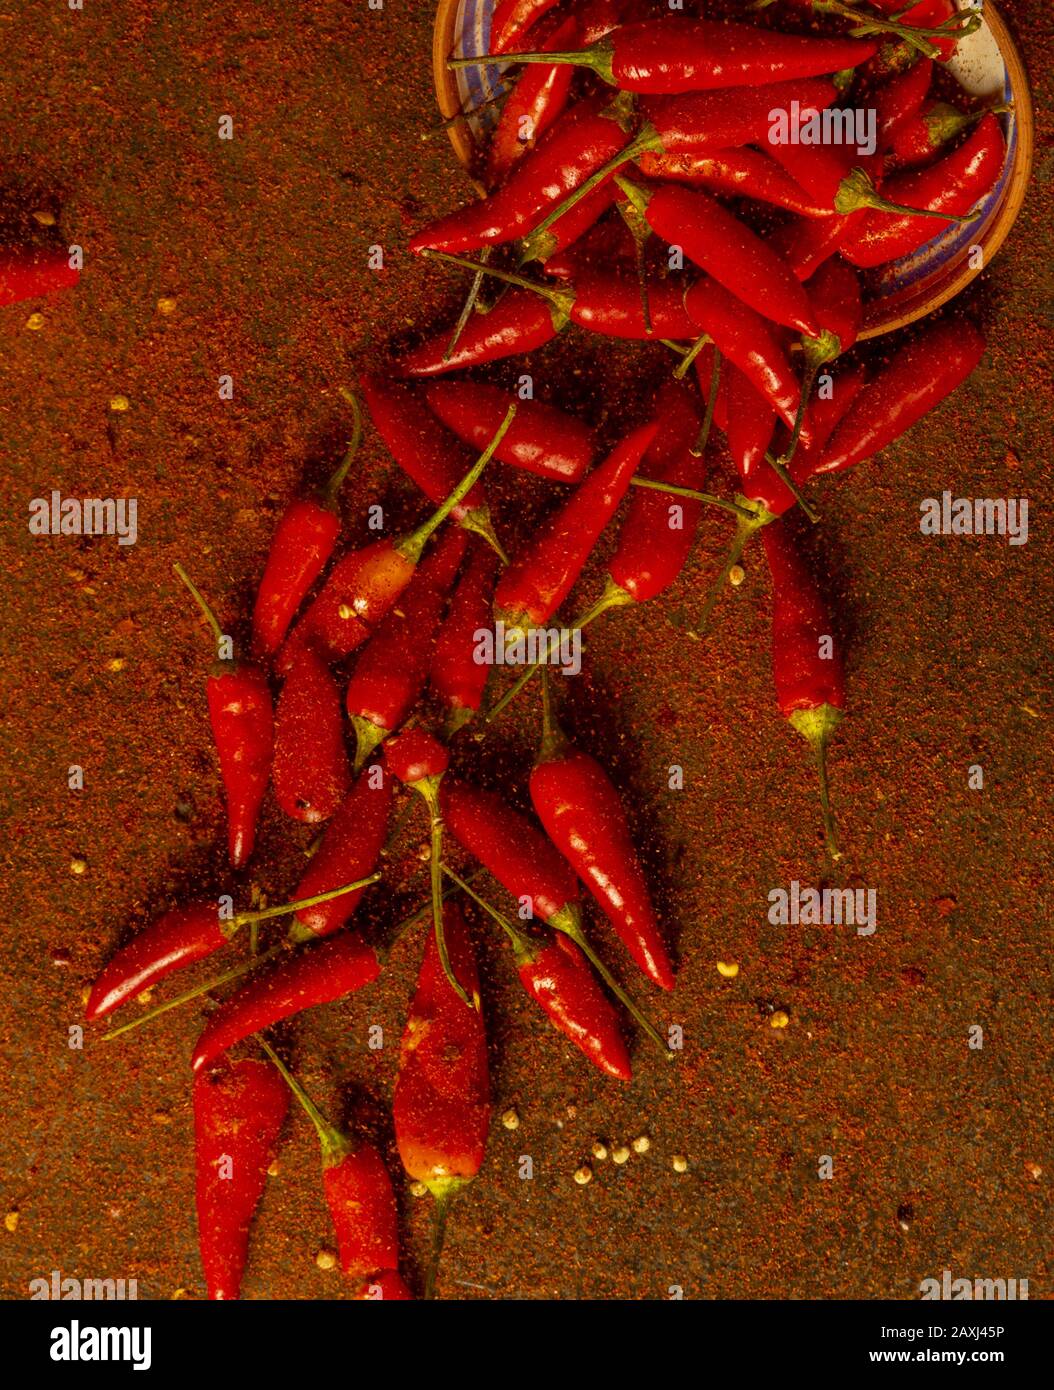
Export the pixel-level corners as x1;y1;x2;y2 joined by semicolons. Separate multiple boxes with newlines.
85;0;1011;1300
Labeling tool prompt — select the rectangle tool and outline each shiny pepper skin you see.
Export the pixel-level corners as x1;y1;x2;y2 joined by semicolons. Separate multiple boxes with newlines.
516;933;632;1080
193;1058;289;1301
323;1142;401;1282
86;902;229;1022
252;497;341;659
207;660;273;869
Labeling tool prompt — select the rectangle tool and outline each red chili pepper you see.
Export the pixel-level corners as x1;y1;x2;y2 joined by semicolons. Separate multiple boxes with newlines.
494;421;658;635
490;0;562;53
429;542;501;733
393;901;490;1298
358;373;503;557
874;56;933;150
530;678;674;991
193;1058;289;1301
251;394;362;659
458;19;878;93
345;527;467;767
524;181;622;266
173;565;273;870
399;288;566;376
488;14;579;185
541;207;635;280
442;864;631;1081
789;363;868;490
0;244;80;306
290;764;394;941
891;100;1003;168
638;147;832;219
279;409;513;669
761;516;846;860
258;1040;405;1290
409;96;633;254
804;256;862;364
273;644;350;823
191;932;381;1073
766;214;853;282
864;0;961;73
423;382;594;483
358;1270;414;1300
684;277;807;437
385;728;451;786
623;180;819;335
839;113;1003;267
815;318;986;477
726;365;783;513
87;879;377;1022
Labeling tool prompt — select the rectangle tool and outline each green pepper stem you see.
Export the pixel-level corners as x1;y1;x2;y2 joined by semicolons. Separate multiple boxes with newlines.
322;389;363;505
423;1178;469;1299
629;475;754;519
442;245;493;361
789;704;844;863
235;873;382;926
441;864;533;962
687;502;769;640
691;345;722;457
102;945;284;1041
835;166;981;223
422;247;571;311
173;563;225;654
815;0;982;58
256;1035;351;1166
400;405;516;564
673;332;712;383
449;38;615;83
415;778;478;1011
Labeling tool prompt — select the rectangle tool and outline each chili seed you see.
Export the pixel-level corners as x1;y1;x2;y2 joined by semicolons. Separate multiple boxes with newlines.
110;395;130;412
69;857;88;876
315;1248;338;1271
4;1211;19;1232
770;1010;790;1029
501;1108;520;1130
591;1141;608;1161
573;1165;593;1186
611;1145;631;1165
672;1154;688;1173
32;210;56;226
1024;1161;1042;1180
157;297;177;315
729;564;746;587
410;1181;428;1198
25;313;45;331
716;959;739;978
632;1135;650;1154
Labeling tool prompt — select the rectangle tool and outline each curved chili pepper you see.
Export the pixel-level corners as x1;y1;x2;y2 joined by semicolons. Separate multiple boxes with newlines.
458;19;878;93
0;244;79;305
251;395;362;659
173;565;273;870
273;645;350;823
399;288;566;376
789;363;868;490
258;1040;404;1289
488;14;579;185
279;410;512;669
684;277;807;438
874;56;933;150
530;679;674;991
891;99;1003;168
393;901;490;1298
494;421;658;636
429;542;501;733
815;318;986;477
541;207;635;280
346;527;467;767
422;382;594;483
444;864;632;1081
385;728;451;786
87;878;377;1022
638;147;832;218
766;214;853;282
193;1058;289;1300
290;764;394;941
839;113;1004;267
726;365;783;513
624;180;818;335
191;932;381;1073
490;0;563;53
761;516;846;860
358;373;501;555
525;181;622;266
409;96;633;255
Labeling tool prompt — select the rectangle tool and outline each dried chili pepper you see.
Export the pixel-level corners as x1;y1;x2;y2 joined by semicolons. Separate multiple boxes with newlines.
279;407;514;669
454;19;878;93
193;1057;289;1300
429;542;501;733
191;931;381;1073
290;763;394;941
345;527;466;768
494;422;658;638
392;900;490;1299
443;865;632;1081
257;1039;407;1295
530;674;674;990
0;244;79;305
87;878;379;1022
422;381;594;483
273;644;350;823
839;113;1003;267
173;564;272;870
358;373;504;557
410;96;634;255
761;517;845;861
251;392;362;659
815;318;986;477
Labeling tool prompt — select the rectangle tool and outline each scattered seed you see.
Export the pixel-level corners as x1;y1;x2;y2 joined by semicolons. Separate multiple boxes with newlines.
157;297;177;316
267;1160;280;1177
31;210;57;226
566;1105;577;1119
573;1165;592;1186
315;1248;338;1271
729;564;746;587
501;1108;520;1131
170;1287;189;1299
416;841;431;863
631;1135;651;1154
1024;1161;1042;1181
770;1010;790;1029
69;857;88;876
611;1145;630;1165
136;988;154;1006
106;657;126;672
409;1181;428;1198
672;1154;688;1173
716;959;739;978
4;1211;19;1233
151;1111;172;1126
25;313;45;331
109;395;130;413
591;1140;608;1161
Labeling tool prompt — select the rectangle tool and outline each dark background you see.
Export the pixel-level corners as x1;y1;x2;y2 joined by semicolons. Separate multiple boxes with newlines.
1;0;1050;1300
